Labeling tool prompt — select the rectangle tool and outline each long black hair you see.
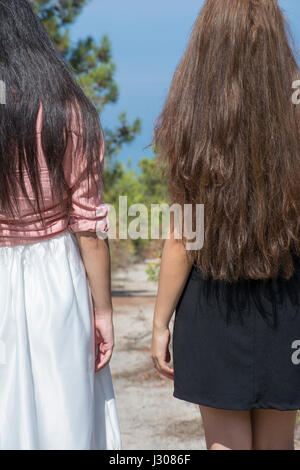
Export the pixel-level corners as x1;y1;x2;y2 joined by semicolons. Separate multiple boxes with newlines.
0;0;103;224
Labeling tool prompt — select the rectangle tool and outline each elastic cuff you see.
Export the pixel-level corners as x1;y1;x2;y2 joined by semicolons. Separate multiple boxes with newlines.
96;203;110;233
68;204;110;234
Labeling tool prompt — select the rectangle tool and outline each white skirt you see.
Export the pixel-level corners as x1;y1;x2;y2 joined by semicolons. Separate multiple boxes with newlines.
0;230;122;450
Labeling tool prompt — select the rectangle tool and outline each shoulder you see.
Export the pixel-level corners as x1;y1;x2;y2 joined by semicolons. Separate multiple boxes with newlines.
35;100;83;136
65;100;101;137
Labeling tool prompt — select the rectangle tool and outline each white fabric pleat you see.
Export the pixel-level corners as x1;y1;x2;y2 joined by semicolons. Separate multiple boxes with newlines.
0;231;121;450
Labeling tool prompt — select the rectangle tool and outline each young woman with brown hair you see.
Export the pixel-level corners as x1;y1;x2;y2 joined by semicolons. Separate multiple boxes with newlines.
151;0;300;450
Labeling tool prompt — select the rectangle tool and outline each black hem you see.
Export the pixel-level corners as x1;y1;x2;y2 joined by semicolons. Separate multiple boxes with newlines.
173;392;300;412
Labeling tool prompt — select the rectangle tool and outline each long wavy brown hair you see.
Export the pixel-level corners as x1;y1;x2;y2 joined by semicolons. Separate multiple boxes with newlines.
154;0;300;282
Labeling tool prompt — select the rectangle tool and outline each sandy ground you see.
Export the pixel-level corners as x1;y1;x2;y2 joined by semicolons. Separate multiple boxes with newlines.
110;262;300;451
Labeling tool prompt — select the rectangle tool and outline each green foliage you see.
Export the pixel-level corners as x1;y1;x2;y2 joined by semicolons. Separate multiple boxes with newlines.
146;261;160;282
105;113;141;160
137;158;168;204
103;160;137;208
103;157;167;265
103;157;167;207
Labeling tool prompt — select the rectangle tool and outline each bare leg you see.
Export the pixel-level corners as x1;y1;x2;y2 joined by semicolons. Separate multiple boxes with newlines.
251;409;297;450
199;406;252;450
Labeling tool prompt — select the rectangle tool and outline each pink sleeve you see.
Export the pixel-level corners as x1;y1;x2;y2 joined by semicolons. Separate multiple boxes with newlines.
64;131;109;234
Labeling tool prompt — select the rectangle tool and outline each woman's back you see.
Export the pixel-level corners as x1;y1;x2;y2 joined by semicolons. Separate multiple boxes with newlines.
154;0;300;283
0;104;108;246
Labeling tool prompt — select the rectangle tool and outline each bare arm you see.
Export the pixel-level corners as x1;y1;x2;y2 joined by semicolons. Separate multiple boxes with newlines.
153;237;193;329
151;228;193;380
75;232;112;316
64;118;113;371
75;232;113;372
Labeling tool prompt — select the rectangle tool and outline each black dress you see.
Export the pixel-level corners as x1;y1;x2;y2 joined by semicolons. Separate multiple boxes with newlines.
172;256;300;410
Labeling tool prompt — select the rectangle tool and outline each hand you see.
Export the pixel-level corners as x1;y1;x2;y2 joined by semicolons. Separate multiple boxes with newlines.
94;315;114;372
151;325;174;380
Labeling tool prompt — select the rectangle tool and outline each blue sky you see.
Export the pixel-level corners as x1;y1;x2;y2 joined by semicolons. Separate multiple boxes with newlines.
71;0;300;169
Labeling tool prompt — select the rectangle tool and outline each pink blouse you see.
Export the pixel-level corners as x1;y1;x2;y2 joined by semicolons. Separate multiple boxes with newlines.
0;105;109;247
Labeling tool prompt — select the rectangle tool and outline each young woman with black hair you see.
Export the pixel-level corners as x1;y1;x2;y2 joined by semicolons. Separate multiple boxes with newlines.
0;0;121;450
